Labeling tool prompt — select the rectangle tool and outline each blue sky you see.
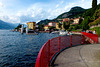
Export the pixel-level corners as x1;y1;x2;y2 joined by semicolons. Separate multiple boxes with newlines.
0;0;100;24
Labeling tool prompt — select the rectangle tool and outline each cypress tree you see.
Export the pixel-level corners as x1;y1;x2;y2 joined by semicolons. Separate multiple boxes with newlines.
92;0;97;10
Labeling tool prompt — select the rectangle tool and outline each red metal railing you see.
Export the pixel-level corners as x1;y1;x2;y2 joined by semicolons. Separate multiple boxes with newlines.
35;33;99;67
82;32;99;43
35;35;83;67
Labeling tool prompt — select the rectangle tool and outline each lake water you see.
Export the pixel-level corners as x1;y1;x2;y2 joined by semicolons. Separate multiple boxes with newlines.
0;30;59;67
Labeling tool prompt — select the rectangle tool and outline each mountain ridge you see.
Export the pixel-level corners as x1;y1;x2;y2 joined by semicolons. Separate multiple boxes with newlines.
37;6;87;25
0;20;15;29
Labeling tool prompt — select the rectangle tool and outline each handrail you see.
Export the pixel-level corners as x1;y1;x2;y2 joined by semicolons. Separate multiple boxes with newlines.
82;32;99;43
35;33;99;67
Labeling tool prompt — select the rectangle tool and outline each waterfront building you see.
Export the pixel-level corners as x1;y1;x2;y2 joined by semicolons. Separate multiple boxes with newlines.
44;25;51;31
27;22;36;30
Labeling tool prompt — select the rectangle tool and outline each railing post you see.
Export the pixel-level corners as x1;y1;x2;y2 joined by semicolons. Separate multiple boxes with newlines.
48;40;50;66
70;35;72;47
82;35;84;45
59;36;61;52
97;35;99;44
40;55;41;67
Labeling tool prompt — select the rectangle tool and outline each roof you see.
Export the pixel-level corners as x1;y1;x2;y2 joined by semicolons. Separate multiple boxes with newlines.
73;18;80;20
63;18;69;22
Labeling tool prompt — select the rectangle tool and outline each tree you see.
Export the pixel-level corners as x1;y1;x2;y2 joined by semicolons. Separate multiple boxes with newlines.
63;22;70;30
63;22;66;29
73;24;79;30
93;9;100;20
81;17;90;30
58;22;62;29
49;26;55;30
15;24;22;30
92;0;97;10
38;24;44;31
79;18;83;24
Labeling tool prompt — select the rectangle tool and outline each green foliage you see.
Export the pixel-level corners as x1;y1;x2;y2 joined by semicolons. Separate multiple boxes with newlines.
63;22;70;30
81;17;90;30
15;24;22;29
49;26;55;30
38;24;44;31
79;18;83;24
97;4;100;9
89;19;100;27
58;22;62;29
63;22;66;29
93;9;100;20
73;24;79;30
90;27;100;37
83;8;95;17
92;0;97;10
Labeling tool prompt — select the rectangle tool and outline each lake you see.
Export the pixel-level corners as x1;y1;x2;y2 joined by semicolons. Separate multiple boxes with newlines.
0;30;59;67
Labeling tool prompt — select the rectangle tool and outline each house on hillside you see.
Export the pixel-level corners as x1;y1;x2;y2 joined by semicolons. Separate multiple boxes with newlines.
48;22;57;27
70;17;83;25
44;22;58;31
56;18;70;30
56;23;62;29
63;18;70;23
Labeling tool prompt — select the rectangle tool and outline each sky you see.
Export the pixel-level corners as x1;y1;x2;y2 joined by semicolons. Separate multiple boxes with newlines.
0;0;100;24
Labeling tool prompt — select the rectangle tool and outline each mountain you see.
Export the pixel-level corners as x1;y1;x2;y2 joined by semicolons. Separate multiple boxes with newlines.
57;6;86;19
0;20;15;29
37;6;87;25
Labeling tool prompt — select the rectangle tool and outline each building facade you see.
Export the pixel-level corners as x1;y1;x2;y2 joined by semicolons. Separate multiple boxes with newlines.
44;25;51;31
48;22;57;27
27;22;36;30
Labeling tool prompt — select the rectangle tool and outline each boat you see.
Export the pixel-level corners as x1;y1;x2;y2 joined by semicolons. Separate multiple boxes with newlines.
51;31;59;34
59;30;68;36
59;30;73;36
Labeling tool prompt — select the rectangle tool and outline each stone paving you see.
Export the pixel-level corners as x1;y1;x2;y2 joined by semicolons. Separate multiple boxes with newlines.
53;44;100;67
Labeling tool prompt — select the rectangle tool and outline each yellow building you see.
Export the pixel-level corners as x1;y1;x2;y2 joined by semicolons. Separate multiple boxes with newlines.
56;22;68;30
27;22;36;30
44;25;51;31
56;23;61;29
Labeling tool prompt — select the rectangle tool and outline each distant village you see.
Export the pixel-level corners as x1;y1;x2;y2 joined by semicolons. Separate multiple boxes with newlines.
14;17;83;34
15;17;83;33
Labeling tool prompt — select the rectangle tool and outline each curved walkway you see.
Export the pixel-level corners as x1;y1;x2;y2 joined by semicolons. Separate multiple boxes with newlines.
53;44;100;67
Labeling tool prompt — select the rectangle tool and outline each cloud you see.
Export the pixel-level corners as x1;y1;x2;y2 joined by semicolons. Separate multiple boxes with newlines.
82;0;85;2
0;0;93;24
98;0;100;4
55;0;64;8
0;2;3;6
56;4;59;8
0;2;4;7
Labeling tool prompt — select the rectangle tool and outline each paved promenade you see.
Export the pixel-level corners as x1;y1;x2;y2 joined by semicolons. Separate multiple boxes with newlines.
53;44;100;67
